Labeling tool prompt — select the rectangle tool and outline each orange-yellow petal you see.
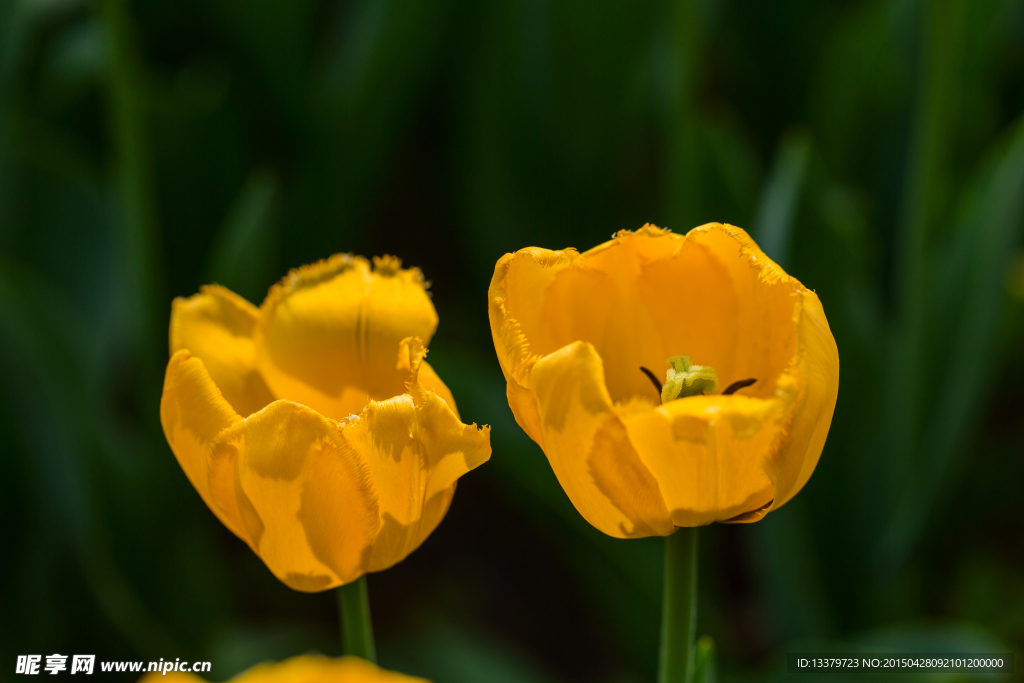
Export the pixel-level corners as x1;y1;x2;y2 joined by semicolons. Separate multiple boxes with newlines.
621;396;778;526
394;334;459;418
138;655;431;682
414;359;458;418
255;255;438;421
358;337;492;571
762;290;839;512
489;248;575;377
489;251;556;444
160;350;249;541
170;285;276;417
529;341;674;538
208;400;381;592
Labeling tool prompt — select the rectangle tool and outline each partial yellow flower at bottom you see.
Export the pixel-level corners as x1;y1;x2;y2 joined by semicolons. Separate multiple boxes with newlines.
488;224;839;537
138;655;429;683
161;254;491;591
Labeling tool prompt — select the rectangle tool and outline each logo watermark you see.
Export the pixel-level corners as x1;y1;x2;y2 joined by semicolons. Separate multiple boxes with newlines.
16;655;211;676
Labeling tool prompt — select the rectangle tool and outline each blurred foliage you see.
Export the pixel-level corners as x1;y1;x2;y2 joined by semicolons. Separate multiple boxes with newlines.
2;0;1023;681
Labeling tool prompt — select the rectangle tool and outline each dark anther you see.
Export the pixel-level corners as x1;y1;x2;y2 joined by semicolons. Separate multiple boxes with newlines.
722;378;757;395
639;366;662;393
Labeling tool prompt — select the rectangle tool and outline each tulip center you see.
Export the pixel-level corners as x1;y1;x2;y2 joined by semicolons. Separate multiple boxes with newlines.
659;355;718;402
640;356;757;403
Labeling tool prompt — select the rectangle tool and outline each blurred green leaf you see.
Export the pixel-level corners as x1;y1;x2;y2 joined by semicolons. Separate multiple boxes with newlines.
0;259;180;657
879;113;1024;570
704;115;761;225
751;499;836;644
809;0;914;178
883;0;972;558
663;0;707;231
203;168;278;302
98;0;162;354
752;129;811;267
694;635;718;683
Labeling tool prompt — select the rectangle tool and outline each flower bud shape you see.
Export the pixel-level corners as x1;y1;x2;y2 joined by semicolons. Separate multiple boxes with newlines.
161;255;490;591
488;224;838;537
138;655;430;682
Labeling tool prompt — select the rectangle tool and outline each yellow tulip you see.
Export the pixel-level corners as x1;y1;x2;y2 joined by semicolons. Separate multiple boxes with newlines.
137;655;429;682
488;224;838;537
161;254;491;591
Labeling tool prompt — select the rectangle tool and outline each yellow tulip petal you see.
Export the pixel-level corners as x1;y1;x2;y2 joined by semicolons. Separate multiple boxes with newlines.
489;248;576;373
530;341;674;538
414;359;458;418
170;285;276;417
255;254;438;421
488;255;548;442
680;224;800;396
138;655;431;682
622;396;778;526
210;400;381;591
160;350;249;542
763;290;840;511
506;374;545;446
356;338;491;571
560;227;701;402
393;334;460;417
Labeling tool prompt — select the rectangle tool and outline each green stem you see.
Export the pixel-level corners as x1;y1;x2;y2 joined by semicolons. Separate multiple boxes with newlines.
337;576;376;663
658;528;698;683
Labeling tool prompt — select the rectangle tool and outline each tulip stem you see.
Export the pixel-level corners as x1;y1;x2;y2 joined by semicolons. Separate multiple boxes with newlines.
658;527;698;683
337;576;377;663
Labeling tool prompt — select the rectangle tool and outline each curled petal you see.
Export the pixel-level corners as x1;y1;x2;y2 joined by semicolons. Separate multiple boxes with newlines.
530;341;674;538
414;360;458;418
395;335;458;414
170;286;275;417
255;255;438;421
357;337;492;571
489;248;575;377
160;351;248;541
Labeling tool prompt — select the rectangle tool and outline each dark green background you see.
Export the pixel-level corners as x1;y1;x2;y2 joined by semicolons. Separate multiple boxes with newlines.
1;0;1023;681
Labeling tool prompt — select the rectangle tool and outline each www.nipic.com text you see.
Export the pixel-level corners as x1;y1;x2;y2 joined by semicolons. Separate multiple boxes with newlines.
16;654;212;676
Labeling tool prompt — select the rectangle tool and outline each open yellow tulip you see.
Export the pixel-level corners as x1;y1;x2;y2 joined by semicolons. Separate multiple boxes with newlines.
161;255;490;591
488;224;838;537
138;655;429;682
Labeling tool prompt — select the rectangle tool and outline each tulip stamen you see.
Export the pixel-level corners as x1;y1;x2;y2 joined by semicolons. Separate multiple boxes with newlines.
722;378;757;395
644;360;757;401
639;366;663;394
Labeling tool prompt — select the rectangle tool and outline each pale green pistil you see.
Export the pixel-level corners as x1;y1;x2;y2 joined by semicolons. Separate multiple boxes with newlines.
661;355;719;403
